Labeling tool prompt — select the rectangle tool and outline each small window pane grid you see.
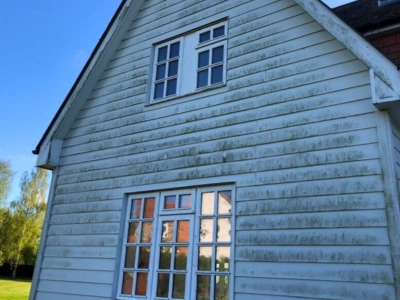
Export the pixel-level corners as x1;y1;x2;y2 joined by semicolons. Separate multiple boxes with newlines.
195;190;232;300
118;187;233;300
150;21;227;103
153;40;181;100
196;24;227;89
120;196;156;297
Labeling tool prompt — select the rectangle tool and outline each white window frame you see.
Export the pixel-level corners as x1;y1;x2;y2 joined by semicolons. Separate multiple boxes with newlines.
150;21;228;103
117;186;234;300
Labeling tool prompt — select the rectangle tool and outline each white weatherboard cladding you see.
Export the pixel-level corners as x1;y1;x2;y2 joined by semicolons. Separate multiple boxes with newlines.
35;0;398;299
393;122;400;198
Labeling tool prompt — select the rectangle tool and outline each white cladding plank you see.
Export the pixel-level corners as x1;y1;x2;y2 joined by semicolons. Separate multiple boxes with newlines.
47;223;120;235
88;77;146;100
229;30;333;70
55;159;382;195
235;245;392;264
237;192;385;214
40;269;114;284
237;176;383;200
46;235;118;247
236;228;389;246
234;277;394;299
236;209;387;230
256;159;381;185
235;294;321;300
229;5;305;41
96;65;148;90
119;0;251;50
50;211;121;224
37;281;111;297
35;292;107;300
235;261;393;283
56;148;380;186
51;200;122;214
61;97;375;158
67;80;370;140
228;39;345;80
41;257;115;271
229;22;323;60
71;70;370;137
44;246;117;258
58;131;377;177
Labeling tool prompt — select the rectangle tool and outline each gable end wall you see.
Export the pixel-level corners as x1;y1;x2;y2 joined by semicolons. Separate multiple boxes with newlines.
34;0;398;299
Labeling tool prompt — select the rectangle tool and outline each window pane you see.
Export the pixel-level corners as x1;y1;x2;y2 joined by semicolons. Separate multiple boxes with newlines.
157;273;170;297
198;247;212;271
143;197;155;218
199;31;211;43
215;276;229;299
212;46;224;64
135;272;148;296
179;194;191;208
130;199;142;219
200;219;213;243
159;247;172;269
138;247;151;269
170;42;180;58
198;50;209;68
168;60;179;77
201;192;214;215
173;274;186;299
216;247;230;271
211;66;223;85
197;70;209;88
218;191;231;214
156;64;166;80
175;247;188;270
158;46;168;62
154;82;164;99
213;26;225;38
127;222;139;243
121;272;134;295
177;220;190;243
164;195;176;209
197;275;211;300
162;221;174;242
141;222;153;243
166;79;177;96
217;218;230;242
124;246;136;268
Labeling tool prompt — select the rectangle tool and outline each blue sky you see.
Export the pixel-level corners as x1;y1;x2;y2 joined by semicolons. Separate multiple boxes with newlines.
0;0;352;203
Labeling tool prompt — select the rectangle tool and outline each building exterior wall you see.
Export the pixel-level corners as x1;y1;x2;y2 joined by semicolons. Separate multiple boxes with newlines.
393;121;400;195
34;0;397;299
368;27;400;67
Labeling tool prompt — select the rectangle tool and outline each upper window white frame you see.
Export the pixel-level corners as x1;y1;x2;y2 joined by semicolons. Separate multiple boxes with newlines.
150;21;228;103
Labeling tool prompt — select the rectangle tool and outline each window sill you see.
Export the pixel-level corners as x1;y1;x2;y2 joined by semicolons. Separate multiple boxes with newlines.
145;82;226;107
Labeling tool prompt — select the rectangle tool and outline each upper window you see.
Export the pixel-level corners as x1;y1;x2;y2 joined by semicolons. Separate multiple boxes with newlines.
151;21;227;102
117;186;234;300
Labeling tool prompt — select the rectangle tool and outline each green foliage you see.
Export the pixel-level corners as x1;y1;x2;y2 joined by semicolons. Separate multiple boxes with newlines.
0;168;48;278
0;160;14;208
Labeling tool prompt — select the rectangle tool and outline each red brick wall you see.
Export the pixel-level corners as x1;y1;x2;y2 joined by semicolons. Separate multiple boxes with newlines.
368;28;400;68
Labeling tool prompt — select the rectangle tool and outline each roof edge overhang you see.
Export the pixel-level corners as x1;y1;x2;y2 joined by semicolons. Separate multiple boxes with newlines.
294;0;400;96
32;0;134;156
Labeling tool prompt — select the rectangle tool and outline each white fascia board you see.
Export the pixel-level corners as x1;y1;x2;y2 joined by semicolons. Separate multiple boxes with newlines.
38;0;143;155
293;0;400;97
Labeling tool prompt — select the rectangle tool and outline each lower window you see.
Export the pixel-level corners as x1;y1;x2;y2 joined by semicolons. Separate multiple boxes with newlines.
118;186;234;300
